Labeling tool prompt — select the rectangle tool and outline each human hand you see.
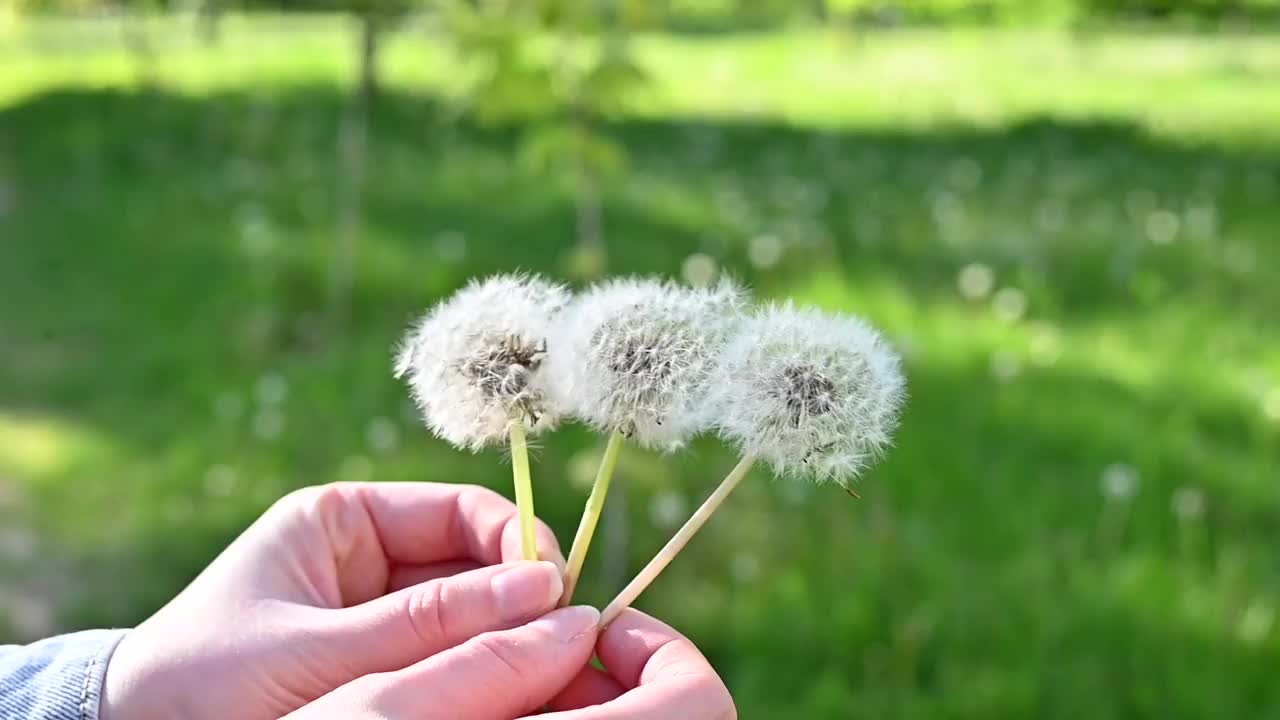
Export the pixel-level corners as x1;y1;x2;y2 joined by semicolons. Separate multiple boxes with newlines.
287;607;735;719
100;482;567;720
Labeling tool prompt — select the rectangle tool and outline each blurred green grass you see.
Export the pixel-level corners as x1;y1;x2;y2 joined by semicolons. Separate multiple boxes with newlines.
2;16;1280;719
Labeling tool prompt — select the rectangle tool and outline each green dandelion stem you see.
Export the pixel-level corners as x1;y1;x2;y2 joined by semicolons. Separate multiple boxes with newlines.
599;451;758;627
509;421;538;562
560;428;626;607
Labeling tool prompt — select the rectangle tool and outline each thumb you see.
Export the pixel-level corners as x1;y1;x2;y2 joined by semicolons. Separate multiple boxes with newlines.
287;607;599;720
311;561;564;677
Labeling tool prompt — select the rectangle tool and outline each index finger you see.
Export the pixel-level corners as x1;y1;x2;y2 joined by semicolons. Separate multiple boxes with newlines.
316;482;563;567
535;609;735;720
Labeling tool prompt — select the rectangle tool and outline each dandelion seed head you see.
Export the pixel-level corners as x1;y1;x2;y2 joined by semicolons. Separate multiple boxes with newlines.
712;304;905;483
547;277;746;449
395;274;569;451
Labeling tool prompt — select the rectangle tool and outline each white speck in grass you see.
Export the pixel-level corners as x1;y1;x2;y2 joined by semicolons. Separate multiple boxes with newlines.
0;527;36;562
567;449;601;492
1028;324;1062;367
1172;486;1206;521
253;408;285;441
748;235;785;269
366;417;399;454
1145;210;1180;245
434;231;467;263
9;593;54;640
213;392;244;423
711;304;905;483
1185;204;1217;239
339;454;374;483
237;203;275;257
957;263;995;300
1262;388;1280;422
649;490;687;530
990;351;1022;383
731;552;761;584
1225;243;1256;275
992;287;1028;323
256;372;288;406
204;464;237;498
1238;600;1275;646
546;277;747;450
1100;463;1140;502
395;274;569;451
681;253;718;288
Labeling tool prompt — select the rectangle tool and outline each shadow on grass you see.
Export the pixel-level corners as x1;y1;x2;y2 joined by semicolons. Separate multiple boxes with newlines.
2;87;1279;718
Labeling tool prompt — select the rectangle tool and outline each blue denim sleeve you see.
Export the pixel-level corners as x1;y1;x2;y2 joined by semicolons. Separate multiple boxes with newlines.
0;630;128;720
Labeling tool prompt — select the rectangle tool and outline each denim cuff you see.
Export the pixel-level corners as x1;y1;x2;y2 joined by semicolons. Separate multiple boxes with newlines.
0;629;129;720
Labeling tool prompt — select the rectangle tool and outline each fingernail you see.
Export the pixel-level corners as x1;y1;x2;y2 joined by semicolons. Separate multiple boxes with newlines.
491;562;562;621
531;606;601;643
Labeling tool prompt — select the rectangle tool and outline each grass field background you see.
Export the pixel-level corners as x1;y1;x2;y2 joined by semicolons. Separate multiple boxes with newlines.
2;16;1280;718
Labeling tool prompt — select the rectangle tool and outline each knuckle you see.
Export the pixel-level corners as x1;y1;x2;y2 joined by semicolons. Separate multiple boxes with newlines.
472;633;535;689
279;482;352;514
405;579;450;644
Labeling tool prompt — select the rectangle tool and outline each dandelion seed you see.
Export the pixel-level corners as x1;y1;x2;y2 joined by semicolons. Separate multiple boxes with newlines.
681;253;718;287
1238;600;1275;646
1100;463;1139;502
1028;324;1062;367
957;263;994;300
1172;486;1206;521
255;372;288;406
0;528;36;562
749;235;785;269
204;464;237;498
395;274;568;451
601;303;904;626
548;277;746;450
396;273;569;562
649;490;687;530
1145;210;1180;245
990;351;1022;383
551;276;748;605
252;408;285;441
366;417;399;454
712;304;906;482
992;287;1028;323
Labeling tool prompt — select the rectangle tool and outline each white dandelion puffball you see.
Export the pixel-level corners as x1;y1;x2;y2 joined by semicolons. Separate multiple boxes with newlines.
547;277;747;449
395;274;569;451
713;304;905;482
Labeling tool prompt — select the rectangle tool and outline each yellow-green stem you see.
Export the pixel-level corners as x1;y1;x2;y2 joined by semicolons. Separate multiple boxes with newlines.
599;452;758;627
508;421;538;562
559;429;625;607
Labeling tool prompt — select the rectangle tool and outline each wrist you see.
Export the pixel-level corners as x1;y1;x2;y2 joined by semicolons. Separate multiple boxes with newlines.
99;631;161;720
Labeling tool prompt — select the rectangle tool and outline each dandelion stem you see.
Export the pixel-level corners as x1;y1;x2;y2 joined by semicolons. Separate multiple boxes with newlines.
560;428;625;607
509;421;538;562
599;452;757;627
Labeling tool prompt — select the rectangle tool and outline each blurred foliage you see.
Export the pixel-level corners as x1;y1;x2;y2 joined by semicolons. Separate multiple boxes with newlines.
3;15;1280;719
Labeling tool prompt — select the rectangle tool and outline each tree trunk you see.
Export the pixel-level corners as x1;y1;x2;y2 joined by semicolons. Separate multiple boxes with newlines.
197;0;222;46
329;65;370;333
359;13;380;104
